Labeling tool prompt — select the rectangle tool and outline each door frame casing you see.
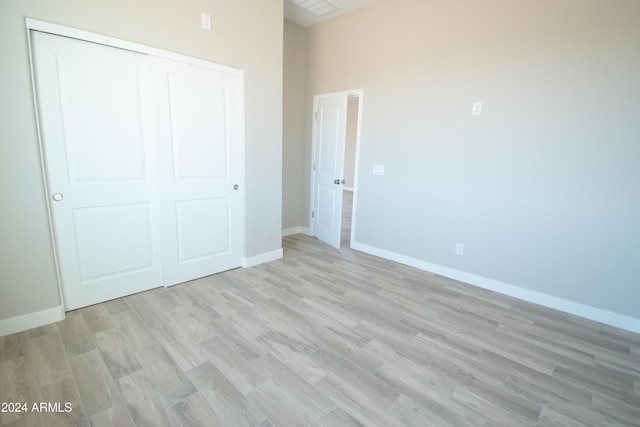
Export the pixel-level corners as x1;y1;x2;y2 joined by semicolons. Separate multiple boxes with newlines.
309;89;363;248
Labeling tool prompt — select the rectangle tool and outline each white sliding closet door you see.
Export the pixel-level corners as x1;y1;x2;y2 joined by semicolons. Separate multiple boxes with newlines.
31;30;244;310
31;32;162;310
151;58;243;286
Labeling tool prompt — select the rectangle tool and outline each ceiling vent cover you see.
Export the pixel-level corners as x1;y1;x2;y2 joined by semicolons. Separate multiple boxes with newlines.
291;0;341;17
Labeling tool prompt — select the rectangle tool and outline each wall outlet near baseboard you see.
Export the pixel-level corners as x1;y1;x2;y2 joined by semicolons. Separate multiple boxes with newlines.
455;243;464;255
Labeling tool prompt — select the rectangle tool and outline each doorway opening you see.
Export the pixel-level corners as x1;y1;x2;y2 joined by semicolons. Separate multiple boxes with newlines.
341;94;359;248
310;90;362;250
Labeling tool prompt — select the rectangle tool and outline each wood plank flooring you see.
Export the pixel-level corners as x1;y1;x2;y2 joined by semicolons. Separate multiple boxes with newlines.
1;194;639;425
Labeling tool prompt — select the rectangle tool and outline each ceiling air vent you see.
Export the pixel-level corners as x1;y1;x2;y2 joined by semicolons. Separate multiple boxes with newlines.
291;0;341;17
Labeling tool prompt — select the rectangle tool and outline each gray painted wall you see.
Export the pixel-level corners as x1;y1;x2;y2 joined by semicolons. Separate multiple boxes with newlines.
283;19;308;231
304;0;640;322
0;0;283;328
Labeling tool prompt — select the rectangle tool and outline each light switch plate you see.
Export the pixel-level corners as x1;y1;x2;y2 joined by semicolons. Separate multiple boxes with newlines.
372;165;385;176
201;12;211;31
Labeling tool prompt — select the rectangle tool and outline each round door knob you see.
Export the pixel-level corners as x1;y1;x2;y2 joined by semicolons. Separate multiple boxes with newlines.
334;179;340;185
233;184;239;190
52;193;64;202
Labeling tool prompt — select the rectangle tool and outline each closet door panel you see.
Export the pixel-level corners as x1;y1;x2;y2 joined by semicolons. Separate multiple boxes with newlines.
170;75;229;180
175;198;231;262
152;57;243;286
31;31;162;310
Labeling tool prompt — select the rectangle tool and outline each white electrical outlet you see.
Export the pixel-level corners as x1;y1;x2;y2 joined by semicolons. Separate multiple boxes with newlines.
455;243;464;255
472;102;482;116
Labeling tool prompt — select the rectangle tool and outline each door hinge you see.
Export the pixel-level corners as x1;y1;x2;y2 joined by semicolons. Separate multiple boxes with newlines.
313;163;316;171
314;112;317;120
312;211;315;218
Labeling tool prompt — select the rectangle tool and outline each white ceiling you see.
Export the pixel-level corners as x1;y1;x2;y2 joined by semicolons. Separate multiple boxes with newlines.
284;0;382;28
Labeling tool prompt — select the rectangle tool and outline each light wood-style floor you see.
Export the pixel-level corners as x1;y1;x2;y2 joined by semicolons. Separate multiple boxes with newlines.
1;192;639;426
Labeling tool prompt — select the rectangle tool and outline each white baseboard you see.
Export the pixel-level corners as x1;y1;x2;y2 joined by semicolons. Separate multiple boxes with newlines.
282;226;312;237
243;248;283;268
351;241;640;334
0;305;65;337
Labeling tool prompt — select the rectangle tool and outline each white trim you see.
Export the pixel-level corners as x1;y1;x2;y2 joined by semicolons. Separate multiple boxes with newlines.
349;90;364;249
282;226;312;237
0;306;65;337
25;18;241;76
243;249;283;268
237;69;248;275
351;241;640;334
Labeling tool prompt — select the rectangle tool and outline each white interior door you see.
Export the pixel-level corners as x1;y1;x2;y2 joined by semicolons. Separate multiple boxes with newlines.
312;92;348;249
31;32;162;310
151;58;243;286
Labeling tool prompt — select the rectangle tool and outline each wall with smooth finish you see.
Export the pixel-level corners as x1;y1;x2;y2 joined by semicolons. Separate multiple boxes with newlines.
0;0;283;333
283;19;307;232
305;0;640;329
